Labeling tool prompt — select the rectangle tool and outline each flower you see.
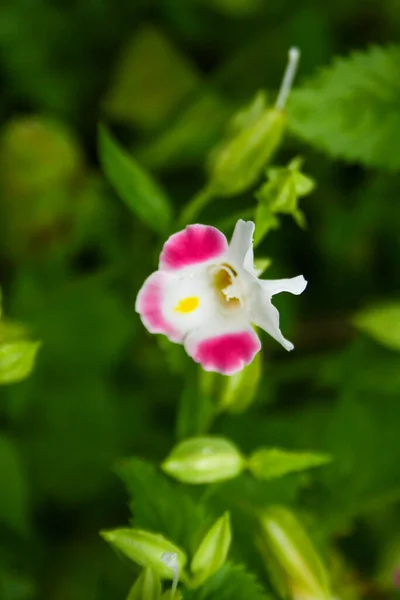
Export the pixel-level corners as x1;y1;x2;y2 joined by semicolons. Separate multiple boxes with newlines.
135;220;307;375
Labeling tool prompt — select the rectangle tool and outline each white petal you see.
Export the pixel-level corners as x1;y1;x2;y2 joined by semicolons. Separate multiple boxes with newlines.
228;220;256;276
259;275;307;297
249;282;295;351
161;267;216;337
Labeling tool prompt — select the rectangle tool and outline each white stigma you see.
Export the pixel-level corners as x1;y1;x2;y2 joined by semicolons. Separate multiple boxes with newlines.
161;552;179;596
275;46;301;110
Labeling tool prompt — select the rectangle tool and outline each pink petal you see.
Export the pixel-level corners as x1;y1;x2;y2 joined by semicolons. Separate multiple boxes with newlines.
135;272;182;342
187;330;261;375
160;225;228;271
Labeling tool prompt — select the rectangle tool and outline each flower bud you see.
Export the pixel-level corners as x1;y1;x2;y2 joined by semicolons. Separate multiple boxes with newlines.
161;437;245;484
208;106;286;197
259;507;330;600
100;528;187;580
127;568;162;600
207;48;300;197
219;351;261;414
191;512;232;585
248;448;331;481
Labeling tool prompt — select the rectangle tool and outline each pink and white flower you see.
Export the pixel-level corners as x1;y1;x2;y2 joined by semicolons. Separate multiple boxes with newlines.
136;220;307;375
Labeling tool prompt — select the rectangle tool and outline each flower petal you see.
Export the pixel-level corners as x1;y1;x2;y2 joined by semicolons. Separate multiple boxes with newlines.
227;220;256;275
250;283;295;351
160;225;228;271
135;271;182;342
185;326;261;375
259;275;307;297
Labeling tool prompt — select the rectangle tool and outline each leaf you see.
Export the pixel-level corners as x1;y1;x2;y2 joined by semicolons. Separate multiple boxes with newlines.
248;448;332;481
118;458;210;554
98;125;172;233
183;563;273;600
0;434;30;534
288;45;400;169
104;26;200;130
0;341;41;385
352;301;400;351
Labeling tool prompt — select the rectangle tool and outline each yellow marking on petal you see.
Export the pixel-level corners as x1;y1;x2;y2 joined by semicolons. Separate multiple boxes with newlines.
174;296;200;313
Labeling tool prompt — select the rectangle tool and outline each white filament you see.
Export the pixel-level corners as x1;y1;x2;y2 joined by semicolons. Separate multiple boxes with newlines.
275;47;301;110
161;552;179;596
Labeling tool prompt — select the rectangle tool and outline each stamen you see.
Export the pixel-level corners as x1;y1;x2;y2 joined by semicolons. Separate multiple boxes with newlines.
211;263;243;308
275;47;301;110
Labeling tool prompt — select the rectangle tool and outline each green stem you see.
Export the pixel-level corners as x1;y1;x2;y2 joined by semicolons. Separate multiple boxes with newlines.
179;185;215;226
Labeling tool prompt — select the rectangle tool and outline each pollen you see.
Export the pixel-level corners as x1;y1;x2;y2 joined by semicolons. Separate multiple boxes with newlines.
174;296;200;313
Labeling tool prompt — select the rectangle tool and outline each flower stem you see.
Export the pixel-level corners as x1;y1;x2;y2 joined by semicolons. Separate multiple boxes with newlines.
179;185;215;226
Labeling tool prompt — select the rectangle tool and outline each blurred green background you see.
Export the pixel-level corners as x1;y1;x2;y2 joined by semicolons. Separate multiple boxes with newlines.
1;0;400;599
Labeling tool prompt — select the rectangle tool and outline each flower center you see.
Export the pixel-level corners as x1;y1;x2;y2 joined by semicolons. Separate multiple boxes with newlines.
174;296;200;313
212;263;242;309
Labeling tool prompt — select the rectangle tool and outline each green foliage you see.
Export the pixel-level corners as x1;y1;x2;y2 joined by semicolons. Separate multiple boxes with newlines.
183;564;272;600
104;26;200;131
289;45;400;169
0;434;30;534
118;458;210;553
352;301;400;351
1;2;400;599
98;126;172;233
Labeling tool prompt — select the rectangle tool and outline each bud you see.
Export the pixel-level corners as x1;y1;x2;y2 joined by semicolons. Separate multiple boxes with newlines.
219;351;261;414
127;568;162;600
191;512;232;585
259;507;330;600
248;448;331;481
162;437;245;484
208;48;300;197
100;529;187;580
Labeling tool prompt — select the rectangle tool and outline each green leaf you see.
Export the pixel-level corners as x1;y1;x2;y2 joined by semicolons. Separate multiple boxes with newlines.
183;563;272;600
0;341;41;385
98;125;172;233
118;458;209;553
288;45;400;169
104;27;200;131
0;434;30;534
248;448;332;481
352;301;400;351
